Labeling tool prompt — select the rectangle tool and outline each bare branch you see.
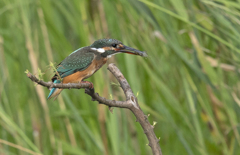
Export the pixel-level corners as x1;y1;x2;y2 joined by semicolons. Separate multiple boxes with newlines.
26;63;162;155
26;72;132;108
26;73;90;89
108;64;162;155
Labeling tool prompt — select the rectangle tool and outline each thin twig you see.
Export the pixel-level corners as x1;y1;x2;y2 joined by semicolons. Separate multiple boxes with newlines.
26;63;162;155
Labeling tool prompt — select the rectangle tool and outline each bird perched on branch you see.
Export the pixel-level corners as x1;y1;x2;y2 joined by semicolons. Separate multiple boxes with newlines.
48;38;147;100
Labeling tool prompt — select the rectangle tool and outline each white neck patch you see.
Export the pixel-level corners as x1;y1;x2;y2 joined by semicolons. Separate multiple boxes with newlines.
91;48;105;53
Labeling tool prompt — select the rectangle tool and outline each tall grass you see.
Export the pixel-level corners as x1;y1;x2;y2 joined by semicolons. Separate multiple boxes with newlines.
0;0;240;154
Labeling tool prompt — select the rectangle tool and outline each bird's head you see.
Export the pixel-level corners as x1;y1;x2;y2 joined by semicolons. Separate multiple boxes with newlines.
90;39;147;58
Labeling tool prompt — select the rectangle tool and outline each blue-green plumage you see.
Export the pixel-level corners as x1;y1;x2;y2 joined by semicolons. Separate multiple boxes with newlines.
55;49;94;79
47;38;147;99
47;80;61;99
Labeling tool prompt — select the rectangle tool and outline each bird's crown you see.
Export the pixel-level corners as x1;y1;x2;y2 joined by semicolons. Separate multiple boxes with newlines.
90;39;122;48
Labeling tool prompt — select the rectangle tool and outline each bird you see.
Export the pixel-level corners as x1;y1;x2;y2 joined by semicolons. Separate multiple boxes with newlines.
47;38;147;100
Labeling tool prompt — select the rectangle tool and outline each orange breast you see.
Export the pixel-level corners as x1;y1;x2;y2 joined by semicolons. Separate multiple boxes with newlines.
62;57;107;83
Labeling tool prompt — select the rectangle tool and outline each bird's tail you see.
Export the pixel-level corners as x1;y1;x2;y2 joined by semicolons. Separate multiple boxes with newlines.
47;80;62;100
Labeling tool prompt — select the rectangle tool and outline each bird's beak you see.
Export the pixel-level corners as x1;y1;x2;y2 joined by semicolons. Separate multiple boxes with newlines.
117;46;148;57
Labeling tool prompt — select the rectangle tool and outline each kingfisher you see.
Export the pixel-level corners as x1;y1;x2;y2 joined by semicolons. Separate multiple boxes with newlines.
47;38;147;99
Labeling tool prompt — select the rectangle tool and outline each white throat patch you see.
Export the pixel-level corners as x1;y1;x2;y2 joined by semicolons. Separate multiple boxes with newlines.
107;53;117;58
91;48;105;53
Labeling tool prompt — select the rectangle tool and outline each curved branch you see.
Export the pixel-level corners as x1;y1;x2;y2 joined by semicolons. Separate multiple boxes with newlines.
26;63;162;155
26;73;91;89
108;64;162;155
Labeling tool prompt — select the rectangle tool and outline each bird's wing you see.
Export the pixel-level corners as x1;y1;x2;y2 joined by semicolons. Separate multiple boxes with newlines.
56;51;94;79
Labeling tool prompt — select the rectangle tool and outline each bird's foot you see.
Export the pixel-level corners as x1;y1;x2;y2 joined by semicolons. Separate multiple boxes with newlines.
81;81;94;89
83;81;95;99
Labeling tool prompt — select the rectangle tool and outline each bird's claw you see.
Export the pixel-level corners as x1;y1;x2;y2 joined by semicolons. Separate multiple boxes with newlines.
81;81;94;89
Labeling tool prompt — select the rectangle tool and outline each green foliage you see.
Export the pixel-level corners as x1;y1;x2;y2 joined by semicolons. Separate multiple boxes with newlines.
1;0;240;154
49;61;62;81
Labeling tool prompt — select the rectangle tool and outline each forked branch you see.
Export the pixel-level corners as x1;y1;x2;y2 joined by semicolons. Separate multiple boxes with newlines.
26;63;162;155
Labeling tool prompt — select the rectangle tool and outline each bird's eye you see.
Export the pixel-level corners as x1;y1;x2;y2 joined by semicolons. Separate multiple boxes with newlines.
112;44;117;48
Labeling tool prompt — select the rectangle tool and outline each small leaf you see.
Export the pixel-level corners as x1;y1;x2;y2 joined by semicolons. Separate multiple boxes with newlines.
37;68;44;80
49;61;62;81
109;94;113;100
153;121;157;127
136;91;139;97
110;82;120;87
24;69;29;74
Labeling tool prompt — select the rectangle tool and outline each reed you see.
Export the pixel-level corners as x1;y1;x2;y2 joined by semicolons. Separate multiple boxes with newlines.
0;0;240;154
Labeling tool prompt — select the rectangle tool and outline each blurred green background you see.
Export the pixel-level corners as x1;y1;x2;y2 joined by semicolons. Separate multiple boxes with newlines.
1;0;240;154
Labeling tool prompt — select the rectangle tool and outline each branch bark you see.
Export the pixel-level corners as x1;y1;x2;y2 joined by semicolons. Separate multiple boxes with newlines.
26;63;162;155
